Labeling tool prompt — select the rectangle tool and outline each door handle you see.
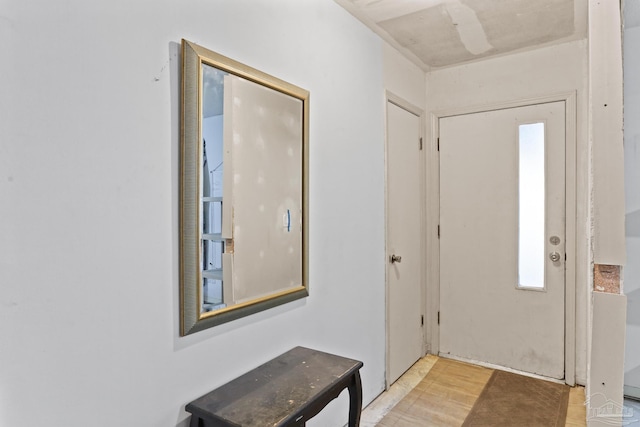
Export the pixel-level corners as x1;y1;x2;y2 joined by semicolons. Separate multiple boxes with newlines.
390;254;402;264
549;252;561;262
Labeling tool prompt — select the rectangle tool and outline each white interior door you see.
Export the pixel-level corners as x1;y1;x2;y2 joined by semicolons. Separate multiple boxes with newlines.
439;101;566;380
387;100;423;385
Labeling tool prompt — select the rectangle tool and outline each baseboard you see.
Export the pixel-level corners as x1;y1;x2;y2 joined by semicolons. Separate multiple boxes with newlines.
625;385;640;400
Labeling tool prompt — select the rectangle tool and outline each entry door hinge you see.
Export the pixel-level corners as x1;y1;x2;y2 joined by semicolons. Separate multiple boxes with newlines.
437;137;440;151
437;311;440;325
419;137;423;151
421;315;424;326
437;225;440;238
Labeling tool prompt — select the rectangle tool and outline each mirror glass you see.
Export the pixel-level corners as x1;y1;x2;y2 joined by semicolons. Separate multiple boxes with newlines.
181;40;309;335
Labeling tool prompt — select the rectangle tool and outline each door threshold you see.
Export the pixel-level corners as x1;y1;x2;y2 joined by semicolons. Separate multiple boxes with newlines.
438;353;567;385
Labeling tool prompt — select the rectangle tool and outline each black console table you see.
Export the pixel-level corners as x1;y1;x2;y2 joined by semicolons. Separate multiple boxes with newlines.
185;346;364;427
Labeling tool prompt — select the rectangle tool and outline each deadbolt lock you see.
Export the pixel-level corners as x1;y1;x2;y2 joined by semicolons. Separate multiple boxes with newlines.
549;252;561;262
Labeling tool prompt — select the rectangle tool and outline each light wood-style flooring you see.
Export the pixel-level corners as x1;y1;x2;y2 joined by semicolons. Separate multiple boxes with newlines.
362;356;586;426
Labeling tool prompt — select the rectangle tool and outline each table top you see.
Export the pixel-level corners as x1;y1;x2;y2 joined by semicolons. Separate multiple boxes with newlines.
186;346;363;426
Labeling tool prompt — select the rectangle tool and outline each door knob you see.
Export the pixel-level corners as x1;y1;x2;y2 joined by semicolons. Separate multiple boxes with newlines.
390;254;402;264
549;252;561;262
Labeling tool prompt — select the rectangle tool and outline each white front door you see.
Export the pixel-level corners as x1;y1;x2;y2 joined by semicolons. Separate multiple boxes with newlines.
439;101;566;379
387;100;423;385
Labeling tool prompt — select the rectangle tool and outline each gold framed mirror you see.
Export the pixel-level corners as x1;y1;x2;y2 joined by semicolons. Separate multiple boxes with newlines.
180;39;309;335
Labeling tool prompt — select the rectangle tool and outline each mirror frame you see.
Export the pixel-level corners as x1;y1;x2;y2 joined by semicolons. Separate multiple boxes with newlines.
180;39;309;335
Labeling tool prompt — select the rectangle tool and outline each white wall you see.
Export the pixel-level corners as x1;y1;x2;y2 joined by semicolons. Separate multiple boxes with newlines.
0;1;389;426
425;40;590;384
382;42;426;109
624;24;640;397
589;0;627;266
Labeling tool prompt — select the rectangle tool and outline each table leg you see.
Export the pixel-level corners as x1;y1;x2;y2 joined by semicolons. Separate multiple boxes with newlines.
347;371;363;427
189;416;204;427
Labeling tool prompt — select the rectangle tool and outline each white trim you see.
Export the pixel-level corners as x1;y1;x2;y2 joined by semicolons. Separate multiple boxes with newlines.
565;92;578;386
386;92;424;117
624;385;640;400
426;111;440;356
429;92;578;386
434;93;576;119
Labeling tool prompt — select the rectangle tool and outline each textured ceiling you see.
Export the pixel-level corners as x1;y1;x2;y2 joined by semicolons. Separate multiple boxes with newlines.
336;0;587;70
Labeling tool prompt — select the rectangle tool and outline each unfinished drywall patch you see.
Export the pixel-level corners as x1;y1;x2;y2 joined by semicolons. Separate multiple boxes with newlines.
593;264;621;294
376;0;575;68
444;0;493;55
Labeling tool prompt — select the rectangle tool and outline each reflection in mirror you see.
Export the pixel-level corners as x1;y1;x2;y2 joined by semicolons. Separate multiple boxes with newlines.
180;40;309;335
201;64;226;313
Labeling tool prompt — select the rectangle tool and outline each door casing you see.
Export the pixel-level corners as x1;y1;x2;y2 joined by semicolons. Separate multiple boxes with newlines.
384;91;426;388
426;92;577;386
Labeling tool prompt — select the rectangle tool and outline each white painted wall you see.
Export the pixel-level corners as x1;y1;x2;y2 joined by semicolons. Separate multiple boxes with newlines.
0;1;389;426
623;24;640;397
589;0;626;266
425;40;590;384
382;42;426;109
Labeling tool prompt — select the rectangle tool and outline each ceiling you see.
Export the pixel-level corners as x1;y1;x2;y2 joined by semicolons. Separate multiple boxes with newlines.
335;0;588;70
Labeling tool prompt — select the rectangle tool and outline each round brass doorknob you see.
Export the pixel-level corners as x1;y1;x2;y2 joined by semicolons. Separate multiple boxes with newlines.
390;254;402;264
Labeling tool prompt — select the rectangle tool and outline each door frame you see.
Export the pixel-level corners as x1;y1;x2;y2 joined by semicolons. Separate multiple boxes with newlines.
384;91;426;388
426;92;577;386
